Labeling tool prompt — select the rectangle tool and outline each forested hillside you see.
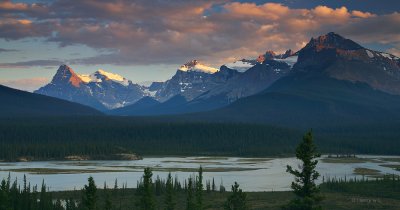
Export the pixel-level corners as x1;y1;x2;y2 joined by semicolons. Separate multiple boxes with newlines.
1;117;400;161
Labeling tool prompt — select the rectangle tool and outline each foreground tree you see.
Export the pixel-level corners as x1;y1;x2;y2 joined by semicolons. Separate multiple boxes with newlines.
138;167;156;210
196;166;204;210
224;182;248;210
186;177;195;210
164;172;175;210
284;131;322;210
82;176;98;210
103;184;112;210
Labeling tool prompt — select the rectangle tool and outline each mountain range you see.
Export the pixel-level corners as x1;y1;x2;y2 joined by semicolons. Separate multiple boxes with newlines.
34;65;150;110
5;32;399;127
190;32;400;127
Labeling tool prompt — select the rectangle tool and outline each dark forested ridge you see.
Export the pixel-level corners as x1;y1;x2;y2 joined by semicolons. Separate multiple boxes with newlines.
0;85;102;117
0;116;400;161
188;74;400;128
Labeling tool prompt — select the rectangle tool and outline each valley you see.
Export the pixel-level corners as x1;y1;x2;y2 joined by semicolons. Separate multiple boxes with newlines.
1;1;400;207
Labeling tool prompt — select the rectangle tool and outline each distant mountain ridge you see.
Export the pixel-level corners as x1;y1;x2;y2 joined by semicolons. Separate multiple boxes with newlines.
185;32;400;127
294;32;400;94
34;32;400;119
0;84;101;117
35;65;149;110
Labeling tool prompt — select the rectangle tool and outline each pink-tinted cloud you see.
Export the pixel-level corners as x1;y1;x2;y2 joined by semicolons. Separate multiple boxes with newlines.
0;1;28;11
0;0;397;67
352;10;376;18
387;48;400;57
0;59;64;68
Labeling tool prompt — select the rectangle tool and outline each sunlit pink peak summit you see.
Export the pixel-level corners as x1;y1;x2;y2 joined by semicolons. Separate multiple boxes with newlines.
178;59;219;74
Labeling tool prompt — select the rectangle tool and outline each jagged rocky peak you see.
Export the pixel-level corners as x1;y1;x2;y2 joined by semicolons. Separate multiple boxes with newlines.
256;49;297;64
51;64;83;87
180;60;199;69
278;49;295;59
305;32;363;51
257;50;276;63
178;59;219;73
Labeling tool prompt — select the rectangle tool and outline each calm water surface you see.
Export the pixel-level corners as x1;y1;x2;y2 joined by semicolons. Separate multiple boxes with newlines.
0;155;399;192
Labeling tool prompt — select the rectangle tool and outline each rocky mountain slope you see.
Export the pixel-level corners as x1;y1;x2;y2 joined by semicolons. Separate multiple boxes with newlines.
35;65;149;110
188;32;400;127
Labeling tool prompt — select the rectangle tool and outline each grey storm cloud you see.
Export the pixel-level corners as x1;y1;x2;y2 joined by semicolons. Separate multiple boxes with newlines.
0;0;399;66
0;59;64;68
0;48;18;53
337;12;400;45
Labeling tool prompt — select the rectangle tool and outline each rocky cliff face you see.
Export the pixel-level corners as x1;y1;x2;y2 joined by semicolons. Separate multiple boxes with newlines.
154;60;240;102
294;32;400;95
35;65;149;110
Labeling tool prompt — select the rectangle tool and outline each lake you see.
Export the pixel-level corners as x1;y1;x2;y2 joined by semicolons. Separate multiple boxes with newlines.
0;155;399;192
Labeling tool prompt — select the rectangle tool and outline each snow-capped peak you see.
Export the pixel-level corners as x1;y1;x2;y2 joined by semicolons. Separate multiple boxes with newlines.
96;69;125;82
224;59;256;72
178;60;219;74
76;74;97;83
274;55;298;68
77;69;130;86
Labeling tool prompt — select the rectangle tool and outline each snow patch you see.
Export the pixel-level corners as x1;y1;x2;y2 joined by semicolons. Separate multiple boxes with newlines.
179;64;218;74
274;56;298;68
143;89;157;97
366;50;374;58
96;69;130;86
77;74;101;83
77;69;129;86
224;60;255;72
380;52;399;61
380;53;392;60
179;60;219;74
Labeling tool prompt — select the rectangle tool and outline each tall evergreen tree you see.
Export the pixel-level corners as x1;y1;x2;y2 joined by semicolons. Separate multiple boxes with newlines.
284;131;322;210
212;178;216;192
39;180;52;210
224;182;248;210
103;184;112;210
186;177;195;210
138;167;155;210
82;176;98;210
164;172;175;210
196;166;204;210
0;179;10;210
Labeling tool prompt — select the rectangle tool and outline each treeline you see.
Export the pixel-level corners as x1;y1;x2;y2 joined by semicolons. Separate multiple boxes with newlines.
0;174;65;210
1;116;400;161
0;117;301;161
0;167;247;210
321;174;400;200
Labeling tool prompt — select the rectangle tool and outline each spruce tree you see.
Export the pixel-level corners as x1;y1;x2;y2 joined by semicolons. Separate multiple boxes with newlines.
138;167;155;210
82;176;98;210
224;182;248;210
284;131;322;210
186;177;195;210
103;184;112;210
196;166;204;210
0;179;10;210
164;172;175;210
212;178;216;192
39;180;51;210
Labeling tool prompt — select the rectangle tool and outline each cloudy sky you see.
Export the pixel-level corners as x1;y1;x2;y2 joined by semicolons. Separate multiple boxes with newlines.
0;0;399;91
